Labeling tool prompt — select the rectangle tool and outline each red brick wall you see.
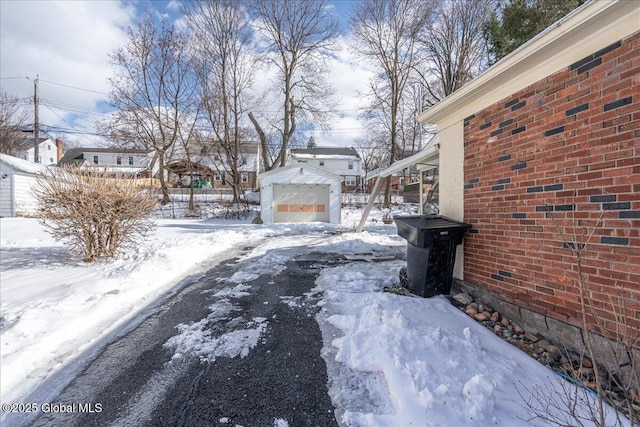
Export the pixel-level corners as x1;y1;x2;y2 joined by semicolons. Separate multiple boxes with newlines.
463;32;640;337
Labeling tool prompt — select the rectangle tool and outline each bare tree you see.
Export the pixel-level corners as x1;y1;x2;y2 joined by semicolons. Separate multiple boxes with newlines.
0;91;28;156
350;0;433;207
248;0;339;171
183;0;255;204
354;135;387;173
419;0;492;104
99;15;198;204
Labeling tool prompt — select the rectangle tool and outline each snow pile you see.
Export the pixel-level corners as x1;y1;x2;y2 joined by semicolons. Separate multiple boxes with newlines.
314;261;624;426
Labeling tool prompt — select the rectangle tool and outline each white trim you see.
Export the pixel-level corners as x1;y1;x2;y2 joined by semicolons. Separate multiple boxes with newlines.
377;136;440;177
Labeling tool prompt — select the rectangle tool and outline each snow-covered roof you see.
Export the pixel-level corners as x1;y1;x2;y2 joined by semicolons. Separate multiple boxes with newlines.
0;153;50;174
292;153;359;161
259;162;340;180
81;165;148;174
291;147;360;159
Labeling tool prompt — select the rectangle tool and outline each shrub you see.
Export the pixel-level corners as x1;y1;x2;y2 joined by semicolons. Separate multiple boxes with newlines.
34;166;157;262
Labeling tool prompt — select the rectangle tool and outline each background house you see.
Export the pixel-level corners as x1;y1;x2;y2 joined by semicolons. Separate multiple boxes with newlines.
415;1;638;357
10;136;63;166
289;147;363;192
167;142;259;192
58;147;157;178
0;153;48;217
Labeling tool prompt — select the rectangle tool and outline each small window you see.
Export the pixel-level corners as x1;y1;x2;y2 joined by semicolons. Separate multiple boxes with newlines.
298;160;307;163
116;156;122;165
49;157;54;163
241;172;249;183
214;173;222;181
319;160;325;166
93;155;99;164
348;161;354;170
128;156;134;165
47;144;52;151
345;176;356;186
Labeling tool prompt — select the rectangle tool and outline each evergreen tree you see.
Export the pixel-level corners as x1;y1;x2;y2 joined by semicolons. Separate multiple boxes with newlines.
484;0;585;64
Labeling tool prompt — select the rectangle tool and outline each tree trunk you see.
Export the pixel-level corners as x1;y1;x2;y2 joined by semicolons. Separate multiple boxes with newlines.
248;111;271;172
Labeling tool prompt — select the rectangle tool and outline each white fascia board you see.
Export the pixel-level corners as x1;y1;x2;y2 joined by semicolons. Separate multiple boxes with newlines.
378;136;440;177
417;0;639;127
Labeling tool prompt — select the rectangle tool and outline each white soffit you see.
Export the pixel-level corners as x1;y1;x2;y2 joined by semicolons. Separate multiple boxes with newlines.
378;135;440;177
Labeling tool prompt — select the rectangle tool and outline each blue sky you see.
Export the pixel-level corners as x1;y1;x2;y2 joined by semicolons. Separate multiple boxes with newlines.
0;0;370;148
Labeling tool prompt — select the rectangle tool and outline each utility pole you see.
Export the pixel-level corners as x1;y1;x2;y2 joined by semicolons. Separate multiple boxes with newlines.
33;75;40;164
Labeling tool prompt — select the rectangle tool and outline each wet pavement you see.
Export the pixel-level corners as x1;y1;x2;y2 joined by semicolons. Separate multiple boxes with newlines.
26;245;343;427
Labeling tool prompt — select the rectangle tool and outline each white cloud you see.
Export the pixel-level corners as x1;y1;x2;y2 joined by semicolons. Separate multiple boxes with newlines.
312;37;375;148
0;1;135;145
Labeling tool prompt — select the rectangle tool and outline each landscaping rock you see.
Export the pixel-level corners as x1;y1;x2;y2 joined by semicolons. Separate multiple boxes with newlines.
500;317;510;327
465;306;478;316
473;312;489;322
453;292;473;305
490;311;500;322
524;332;539;343
513;324;524;335
581;357;593;368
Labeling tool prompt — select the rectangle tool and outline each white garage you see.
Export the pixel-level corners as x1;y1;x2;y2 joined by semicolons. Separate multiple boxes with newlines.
0;153;48;217
259;163;341;224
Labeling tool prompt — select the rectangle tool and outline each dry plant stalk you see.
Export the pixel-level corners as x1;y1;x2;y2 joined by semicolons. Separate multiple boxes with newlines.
33;166;157;262
521;200;639;426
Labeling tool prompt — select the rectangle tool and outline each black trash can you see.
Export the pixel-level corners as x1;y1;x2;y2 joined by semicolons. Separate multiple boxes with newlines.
394;215;472;297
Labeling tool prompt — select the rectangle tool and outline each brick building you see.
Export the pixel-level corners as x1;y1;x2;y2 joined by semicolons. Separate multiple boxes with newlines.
415;1;638;352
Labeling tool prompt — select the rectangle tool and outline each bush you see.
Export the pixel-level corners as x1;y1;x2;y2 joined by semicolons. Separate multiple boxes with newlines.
34;166;157;262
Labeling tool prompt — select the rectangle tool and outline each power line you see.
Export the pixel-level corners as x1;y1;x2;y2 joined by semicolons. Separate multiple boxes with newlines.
39;78;109;95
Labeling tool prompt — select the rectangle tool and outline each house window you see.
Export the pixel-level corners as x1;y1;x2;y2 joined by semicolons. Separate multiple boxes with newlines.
49;157;53;163
348;161;354;170
47;144;52;151
116;156;122;165
319;160;325;166
93;155;99;164
345;175;356;186
241;172;249;183
128;156;134;165
298;160;307;163
214;173;222;181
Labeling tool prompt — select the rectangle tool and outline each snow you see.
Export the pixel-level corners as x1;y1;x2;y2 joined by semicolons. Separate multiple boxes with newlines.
0;207;626;427
0;153;50;174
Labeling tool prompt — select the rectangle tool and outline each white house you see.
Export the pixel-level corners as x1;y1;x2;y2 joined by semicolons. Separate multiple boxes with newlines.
13;136;63;166
58;147;157;177
259;163;341;224
0;153;48;217
289;147;363;192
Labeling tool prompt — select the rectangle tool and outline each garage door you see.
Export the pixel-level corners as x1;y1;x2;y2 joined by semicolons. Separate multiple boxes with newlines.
273;183;330;223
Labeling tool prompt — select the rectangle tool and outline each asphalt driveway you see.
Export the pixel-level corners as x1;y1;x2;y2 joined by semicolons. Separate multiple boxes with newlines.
28;245;342;427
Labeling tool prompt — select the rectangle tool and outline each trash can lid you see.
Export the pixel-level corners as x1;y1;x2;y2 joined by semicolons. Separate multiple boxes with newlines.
393;215;472;231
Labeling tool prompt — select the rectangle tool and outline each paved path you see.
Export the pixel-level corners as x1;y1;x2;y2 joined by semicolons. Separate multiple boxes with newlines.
28;244;341;427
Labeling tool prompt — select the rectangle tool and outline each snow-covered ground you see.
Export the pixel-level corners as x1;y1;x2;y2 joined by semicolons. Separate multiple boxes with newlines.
0;206;623;426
